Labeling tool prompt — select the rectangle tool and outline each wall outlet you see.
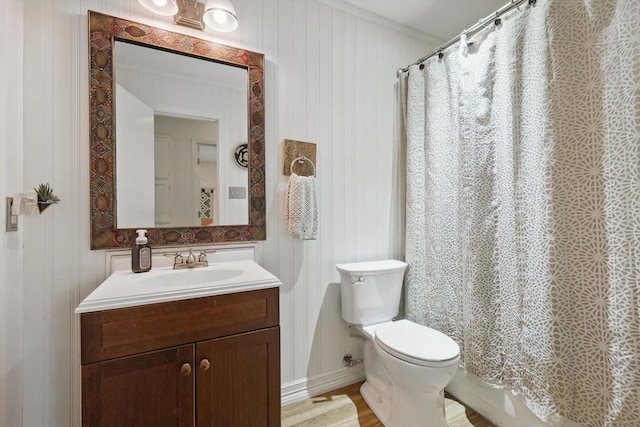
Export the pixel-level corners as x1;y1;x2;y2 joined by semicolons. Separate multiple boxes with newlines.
228;187;246;199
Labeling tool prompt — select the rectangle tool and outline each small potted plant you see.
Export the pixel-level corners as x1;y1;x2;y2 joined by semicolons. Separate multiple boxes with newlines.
35;182;60;213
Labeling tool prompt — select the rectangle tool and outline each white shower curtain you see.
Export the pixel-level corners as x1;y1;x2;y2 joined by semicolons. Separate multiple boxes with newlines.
400;0;639;425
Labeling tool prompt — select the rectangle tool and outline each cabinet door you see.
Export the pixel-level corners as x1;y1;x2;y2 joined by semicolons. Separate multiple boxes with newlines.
196;327;280;427
82;345;195;427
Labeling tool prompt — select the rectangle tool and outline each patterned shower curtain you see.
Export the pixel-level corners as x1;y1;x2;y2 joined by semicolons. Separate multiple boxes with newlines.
401;0;639;425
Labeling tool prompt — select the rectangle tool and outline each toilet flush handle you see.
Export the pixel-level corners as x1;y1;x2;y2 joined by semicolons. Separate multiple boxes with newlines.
351;276;366;285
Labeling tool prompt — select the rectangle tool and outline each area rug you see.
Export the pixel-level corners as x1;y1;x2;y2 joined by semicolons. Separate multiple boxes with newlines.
282;394;360;427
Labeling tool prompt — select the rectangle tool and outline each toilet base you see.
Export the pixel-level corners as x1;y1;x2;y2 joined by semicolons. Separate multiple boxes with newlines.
360;380;391;426
388;387;447;427
361;379;447;427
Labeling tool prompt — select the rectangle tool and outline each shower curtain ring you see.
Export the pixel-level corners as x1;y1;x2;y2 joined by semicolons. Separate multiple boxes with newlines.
494;12;502;26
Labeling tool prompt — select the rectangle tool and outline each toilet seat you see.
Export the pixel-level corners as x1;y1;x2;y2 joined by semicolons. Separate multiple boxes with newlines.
374;320;460;367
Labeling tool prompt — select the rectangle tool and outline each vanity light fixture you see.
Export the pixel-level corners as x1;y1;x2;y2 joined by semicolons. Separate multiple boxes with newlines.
137;0;179;16
137;0;238;32
203;0;239;32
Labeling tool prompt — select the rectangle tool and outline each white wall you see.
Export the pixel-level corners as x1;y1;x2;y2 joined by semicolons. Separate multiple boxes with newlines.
115;84;156;228
0;0;24;426
20;0;434;426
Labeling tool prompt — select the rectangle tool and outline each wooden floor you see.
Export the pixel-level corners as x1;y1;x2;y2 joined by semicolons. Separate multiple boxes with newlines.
316;382;495;427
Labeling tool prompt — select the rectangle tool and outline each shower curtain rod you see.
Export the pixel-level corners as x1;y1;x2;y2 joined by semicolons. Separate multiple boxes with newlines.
397;0;535;76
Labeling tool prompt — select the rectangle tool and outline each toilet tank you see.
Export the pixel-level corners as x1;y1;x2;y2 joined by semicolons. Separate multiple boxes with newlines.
336;260;407;325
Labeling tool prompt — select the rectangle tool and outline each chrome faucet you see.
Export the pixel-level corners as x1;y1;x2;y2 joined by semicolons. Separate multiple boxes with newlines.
165;249;216;269
186;249;197;265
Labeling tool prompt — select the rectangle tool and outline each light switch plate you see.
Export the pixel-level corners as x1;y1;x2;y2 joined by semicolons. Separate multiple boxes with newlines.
228;187;246;199
6;197;17;232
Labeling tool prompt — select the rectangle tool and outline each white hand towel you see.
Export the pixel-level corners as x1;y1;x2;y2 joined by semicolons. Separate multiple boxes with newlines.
285;173;318;240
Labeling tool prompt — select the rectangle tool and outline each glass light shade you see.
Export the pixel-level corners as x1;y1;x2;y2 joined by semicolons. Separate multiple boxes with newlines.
203;0;239;32
137;0;179;16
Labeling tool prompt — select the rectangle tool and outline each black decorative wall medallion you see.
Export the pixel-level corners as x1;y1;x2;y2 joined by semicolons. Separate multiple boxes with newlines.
234;143;248;168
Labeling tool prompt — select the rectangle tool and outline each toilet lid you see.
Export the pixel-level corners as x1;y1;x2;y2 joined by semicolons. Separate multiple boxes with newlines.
374;320;460;366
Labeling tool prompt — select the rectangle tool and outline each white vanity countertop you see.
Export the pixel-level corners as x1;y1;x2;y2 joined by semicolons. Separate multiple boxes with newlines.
75;260;281;314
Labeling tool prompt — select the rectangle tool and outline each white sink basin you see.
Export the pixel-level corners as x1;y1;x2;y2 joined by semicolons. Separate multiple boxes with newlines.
132;267;244;288
75;260;281;313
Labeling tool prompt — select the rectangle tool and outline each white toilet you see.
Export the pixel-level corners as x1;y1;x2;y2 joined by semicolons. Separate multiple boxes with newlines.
337;260;460;427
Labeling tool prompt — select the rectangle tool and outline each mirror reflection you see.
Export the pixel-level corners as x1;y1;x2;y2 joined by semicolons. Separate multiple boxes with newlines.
114;40;249;228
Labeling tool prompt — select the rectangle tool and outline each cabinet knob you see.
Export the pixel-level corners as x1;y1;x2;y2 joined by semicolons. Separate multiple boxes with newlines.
180;363;192;376
199;359;211;371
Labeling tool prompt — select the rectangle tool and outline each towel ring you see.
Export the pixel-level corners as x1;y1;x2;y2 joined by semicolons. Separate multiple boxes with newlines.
290;154;316;177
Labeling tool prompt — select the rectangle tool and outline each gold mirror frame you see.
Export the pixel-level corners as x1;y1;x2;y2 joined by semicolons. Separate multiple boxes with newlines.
89;11;265;249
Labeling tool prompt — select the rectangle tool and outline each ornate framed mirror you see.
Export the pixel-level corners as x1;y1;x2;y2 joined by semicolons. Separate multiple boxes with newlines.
89;11;265;249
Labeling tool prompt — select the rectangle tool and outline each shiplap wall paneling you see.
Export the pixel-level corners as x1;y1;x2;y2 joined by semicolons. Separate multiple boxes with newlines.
0;0;24;426
20;0;434;425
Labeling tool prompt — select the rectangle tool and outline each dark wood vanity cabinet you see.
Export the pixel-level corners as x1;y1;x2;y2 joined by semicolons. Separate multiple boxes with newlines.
82;345;195;426
196;328;280;426
80;288;280;427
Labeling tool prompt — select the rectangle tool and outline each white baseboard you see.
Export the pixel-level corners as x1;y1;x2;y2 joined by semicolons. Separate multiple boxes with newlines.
281;366;366;407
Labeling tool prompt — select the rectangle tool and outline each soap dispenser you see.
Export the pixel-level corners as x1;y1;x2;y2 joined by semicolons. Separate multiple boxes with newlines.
132;229;152;273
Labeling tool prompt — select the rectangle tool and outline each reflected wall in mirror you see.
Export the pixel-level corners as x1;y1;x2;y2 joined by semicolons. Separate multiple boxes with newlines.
89;11;265;249
114;41;249;229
